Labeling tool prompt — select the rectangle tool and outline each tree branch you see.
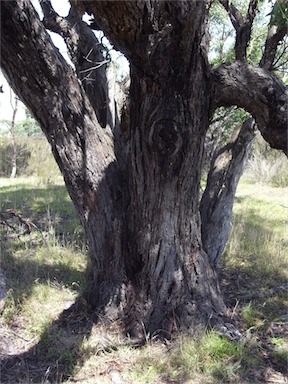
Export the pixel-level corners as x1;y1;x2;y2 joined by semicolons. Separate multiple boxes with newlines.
70;0;146;61
219;0;258;61
40;0;113;130
260;23;287;70
0;0;117;213
0;209;32;238
70;0;209;75
211;62;287;154
201;118;256;267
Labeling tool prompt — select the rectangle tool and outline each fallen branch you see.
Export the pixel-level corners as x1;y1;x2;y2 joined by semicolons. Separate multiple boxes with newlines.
0;209;39;239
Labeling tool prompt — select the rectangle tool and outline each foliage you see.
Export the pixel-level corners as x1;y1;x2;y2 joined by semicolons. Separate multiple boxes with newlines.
268;0;288;29
208;0;269;66
0;0;287;381
0;114;42;138
0;136;60;181
206;0;287;182
24;137;61;183
17;117;43;137
208;1;235;64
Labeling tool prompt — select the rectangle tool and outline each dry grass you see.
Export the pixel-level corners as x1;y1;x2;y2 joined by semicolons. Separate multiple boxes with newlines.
0;176;287;383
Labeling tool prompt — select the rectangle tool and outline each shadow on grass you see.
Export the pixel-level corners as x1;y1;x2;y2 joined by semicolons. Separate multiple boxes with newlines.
0;182;92;383
1;183;287;383
221;205;288;309
218;206;288;382
1;245;86;305
0;238;92;383
0;298;94;383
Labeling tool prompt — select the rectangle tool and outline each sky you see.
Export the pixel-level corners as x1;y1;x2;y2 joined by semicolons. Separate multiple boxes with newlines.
0;0;129;123
0;0;70;122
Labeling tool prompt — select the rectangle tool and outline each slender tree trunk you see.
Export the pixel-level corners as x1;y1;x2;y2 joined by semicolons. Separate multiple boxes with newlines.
10;94;18;179
200;118;256;268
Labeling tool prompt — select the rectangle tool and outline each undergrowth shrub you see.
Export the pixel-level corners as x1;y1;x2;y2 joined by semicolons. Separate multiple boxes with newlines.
24;137;61;183
245;133;288;186
0;136;60;182
0;137;31;176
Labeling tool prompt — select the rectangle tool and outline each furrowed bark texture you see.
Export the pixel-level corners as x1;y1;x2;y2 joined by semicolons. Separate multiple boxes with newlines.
70;0;225;334
0;0;125;312
122;65;223;334
259;0;288;70
1;0;287;336
200;118;256;268
40;0;115;131
212;62;288;154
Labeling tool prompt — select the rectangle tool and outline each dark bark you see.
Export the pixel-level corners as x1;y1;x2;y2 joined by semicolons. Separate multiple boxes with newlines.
0;0;125;314
1;0;287;337
123;63;226;335
200;118;256;268
211;62;287;154
259;0;288;70
40;0;114;131
260;25;288;70
219;0;258;61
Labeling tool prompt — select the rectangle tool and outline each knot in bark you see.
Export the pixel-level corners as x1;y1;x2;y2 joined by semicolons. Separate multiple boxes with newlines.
149;119;182;158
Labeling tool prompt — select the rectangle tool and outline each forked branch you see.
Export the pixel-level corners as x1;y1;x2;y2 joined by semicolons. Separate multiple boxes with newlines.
219;0;259;61
260;0;288;70
40;0;112;129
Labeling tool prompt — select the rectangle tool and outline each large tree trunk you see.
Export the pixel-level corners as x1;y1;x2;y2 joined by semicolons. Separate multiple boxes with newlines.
122;65;225;336
1;0;287;338
0;0;225;336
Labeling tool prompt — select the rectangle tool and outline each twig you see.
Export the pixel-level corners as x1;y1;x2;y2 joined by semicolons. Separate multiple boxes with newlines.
0;213;16;231
79;59;110;73
231;299;239;319
6;328;35;343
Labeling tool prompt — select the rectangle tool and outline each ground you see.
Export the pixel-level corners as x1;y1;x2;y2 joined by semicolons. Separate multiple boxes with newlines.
0;177;287;383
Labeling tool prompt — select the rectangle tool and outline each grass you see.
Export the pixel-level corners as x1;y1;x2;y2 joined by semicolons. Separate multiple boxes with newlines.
0;176;288;383
222;180;288;329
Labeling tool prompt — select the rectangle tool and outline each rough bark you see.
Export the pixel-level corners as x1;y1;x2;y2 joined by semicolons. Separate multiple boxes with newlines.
1;0;287;337
0;0;125;314
85;0;226;334
211;62;287;154
40;0;114;131
123;67;225;335
200;118;256;268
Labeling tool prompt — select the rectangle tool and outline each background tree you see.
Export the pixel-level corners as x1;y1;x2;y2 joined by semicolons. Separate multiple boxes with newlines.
9;92;18;178
0;0;287;338
201;0;287;267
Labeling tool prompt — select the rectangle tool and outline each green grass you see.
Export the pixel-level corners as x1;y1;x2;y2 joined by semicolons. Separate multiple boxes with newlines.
0;176;287;383
223;181;288;290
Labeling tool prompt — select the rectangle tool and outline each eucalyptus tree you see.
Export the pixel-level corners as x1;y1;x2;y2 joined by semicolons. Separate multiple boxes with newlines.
200;0;286;268
1;0;287;337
